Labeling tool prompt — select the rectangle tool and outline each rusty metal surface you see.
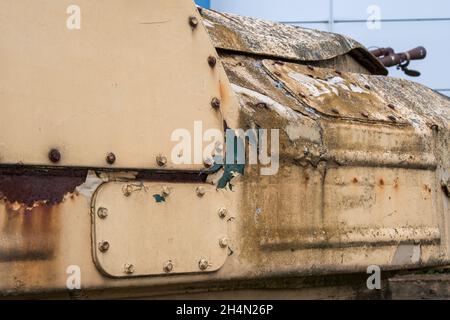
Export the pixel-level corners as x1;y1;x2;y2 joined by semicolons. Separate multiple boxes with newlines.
0;0;237;171
91;181;229;278
200;8;387;75
0;1;450;299
217;53;450;281
263;61;408;123
0;168;87;208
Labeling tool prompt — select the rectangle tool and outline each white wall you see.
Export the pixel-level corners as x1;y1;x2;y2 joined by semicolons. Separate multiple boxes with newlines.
211;0;450;96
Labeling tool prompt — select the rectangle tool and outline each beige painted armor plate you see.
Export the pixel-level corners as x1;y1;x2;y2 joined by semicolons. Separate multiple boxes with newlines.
0;0;236;170
0;2;449;299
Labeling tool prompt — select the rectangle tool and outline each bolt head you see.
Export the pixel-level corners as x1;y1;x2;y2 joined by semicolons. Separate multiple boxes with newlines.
124;263;135;275
219;238;228;248
388;103;396;110
388;115;397;122
430;124;439;132
98;241;110;253
163;260;174;273
208;56;217;68
97;207;108;219
106;152;116;165
196;186;206;197
198;258;209;271
211;97;221;109
331;108;340;115
48;149;61;163
189;15;199;28
218;207;228;219
156;154;167;167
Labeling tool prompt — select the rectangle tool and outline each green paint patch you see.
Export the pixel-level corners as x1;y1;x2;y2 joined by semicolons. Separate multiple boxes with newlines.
153;194;166;203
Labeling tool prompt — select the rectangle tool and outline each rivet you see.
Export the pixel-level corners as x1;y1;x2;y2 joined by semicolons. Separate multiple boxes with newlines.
442;179;450;197
388;115;397;122
48;149;61;163
331;108;340;115
97;207;108;219
106;152;116;165
364;84;371;90
156;154;168;167
218;207;228;219
196;186;206;197
189;15;199;29
198;258;209;271
255;102;268;109
163;260;174;273
307;65;315;71
361;111;369;118
161;186;171;197
219;238;228;248
430;123;439;132
387;103;396;110
211;97;221;109
124;263;135;275
208;56;217;68
98;241;110;253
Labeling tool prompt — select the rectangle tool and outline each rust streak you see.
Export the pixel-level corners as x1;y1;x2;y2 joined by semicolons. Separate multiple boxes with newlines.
0;168;87;207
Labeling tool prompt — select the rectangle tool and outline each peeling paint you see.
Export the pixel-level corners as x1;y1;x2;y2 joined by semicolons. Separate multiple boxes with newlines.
392;244;422;265
76;171;104;200
0;168;87;208
152;194;166;203
231;84;301;121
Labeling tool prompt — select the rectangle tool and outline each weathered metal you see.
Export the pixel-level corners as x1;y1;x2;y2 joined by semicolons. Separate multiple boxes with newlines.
0;0;235;171
91;181;229;278
200;8;388;75
0;1;449;299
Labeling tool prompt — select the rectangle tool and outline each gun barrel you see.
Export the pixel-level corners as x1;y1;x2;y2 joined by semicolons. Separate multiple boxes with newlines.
370;47;394;58
406;46;427;61
371;46;427;68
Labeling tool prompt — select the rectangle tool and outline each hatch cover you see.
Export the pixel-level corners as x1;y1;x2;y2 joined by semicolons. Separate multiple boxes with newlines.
91;181;229;277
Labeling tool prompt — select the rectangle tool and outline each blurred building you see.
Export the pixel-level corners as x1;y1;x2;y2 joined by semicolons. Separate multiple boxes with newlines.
196;0;450;97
